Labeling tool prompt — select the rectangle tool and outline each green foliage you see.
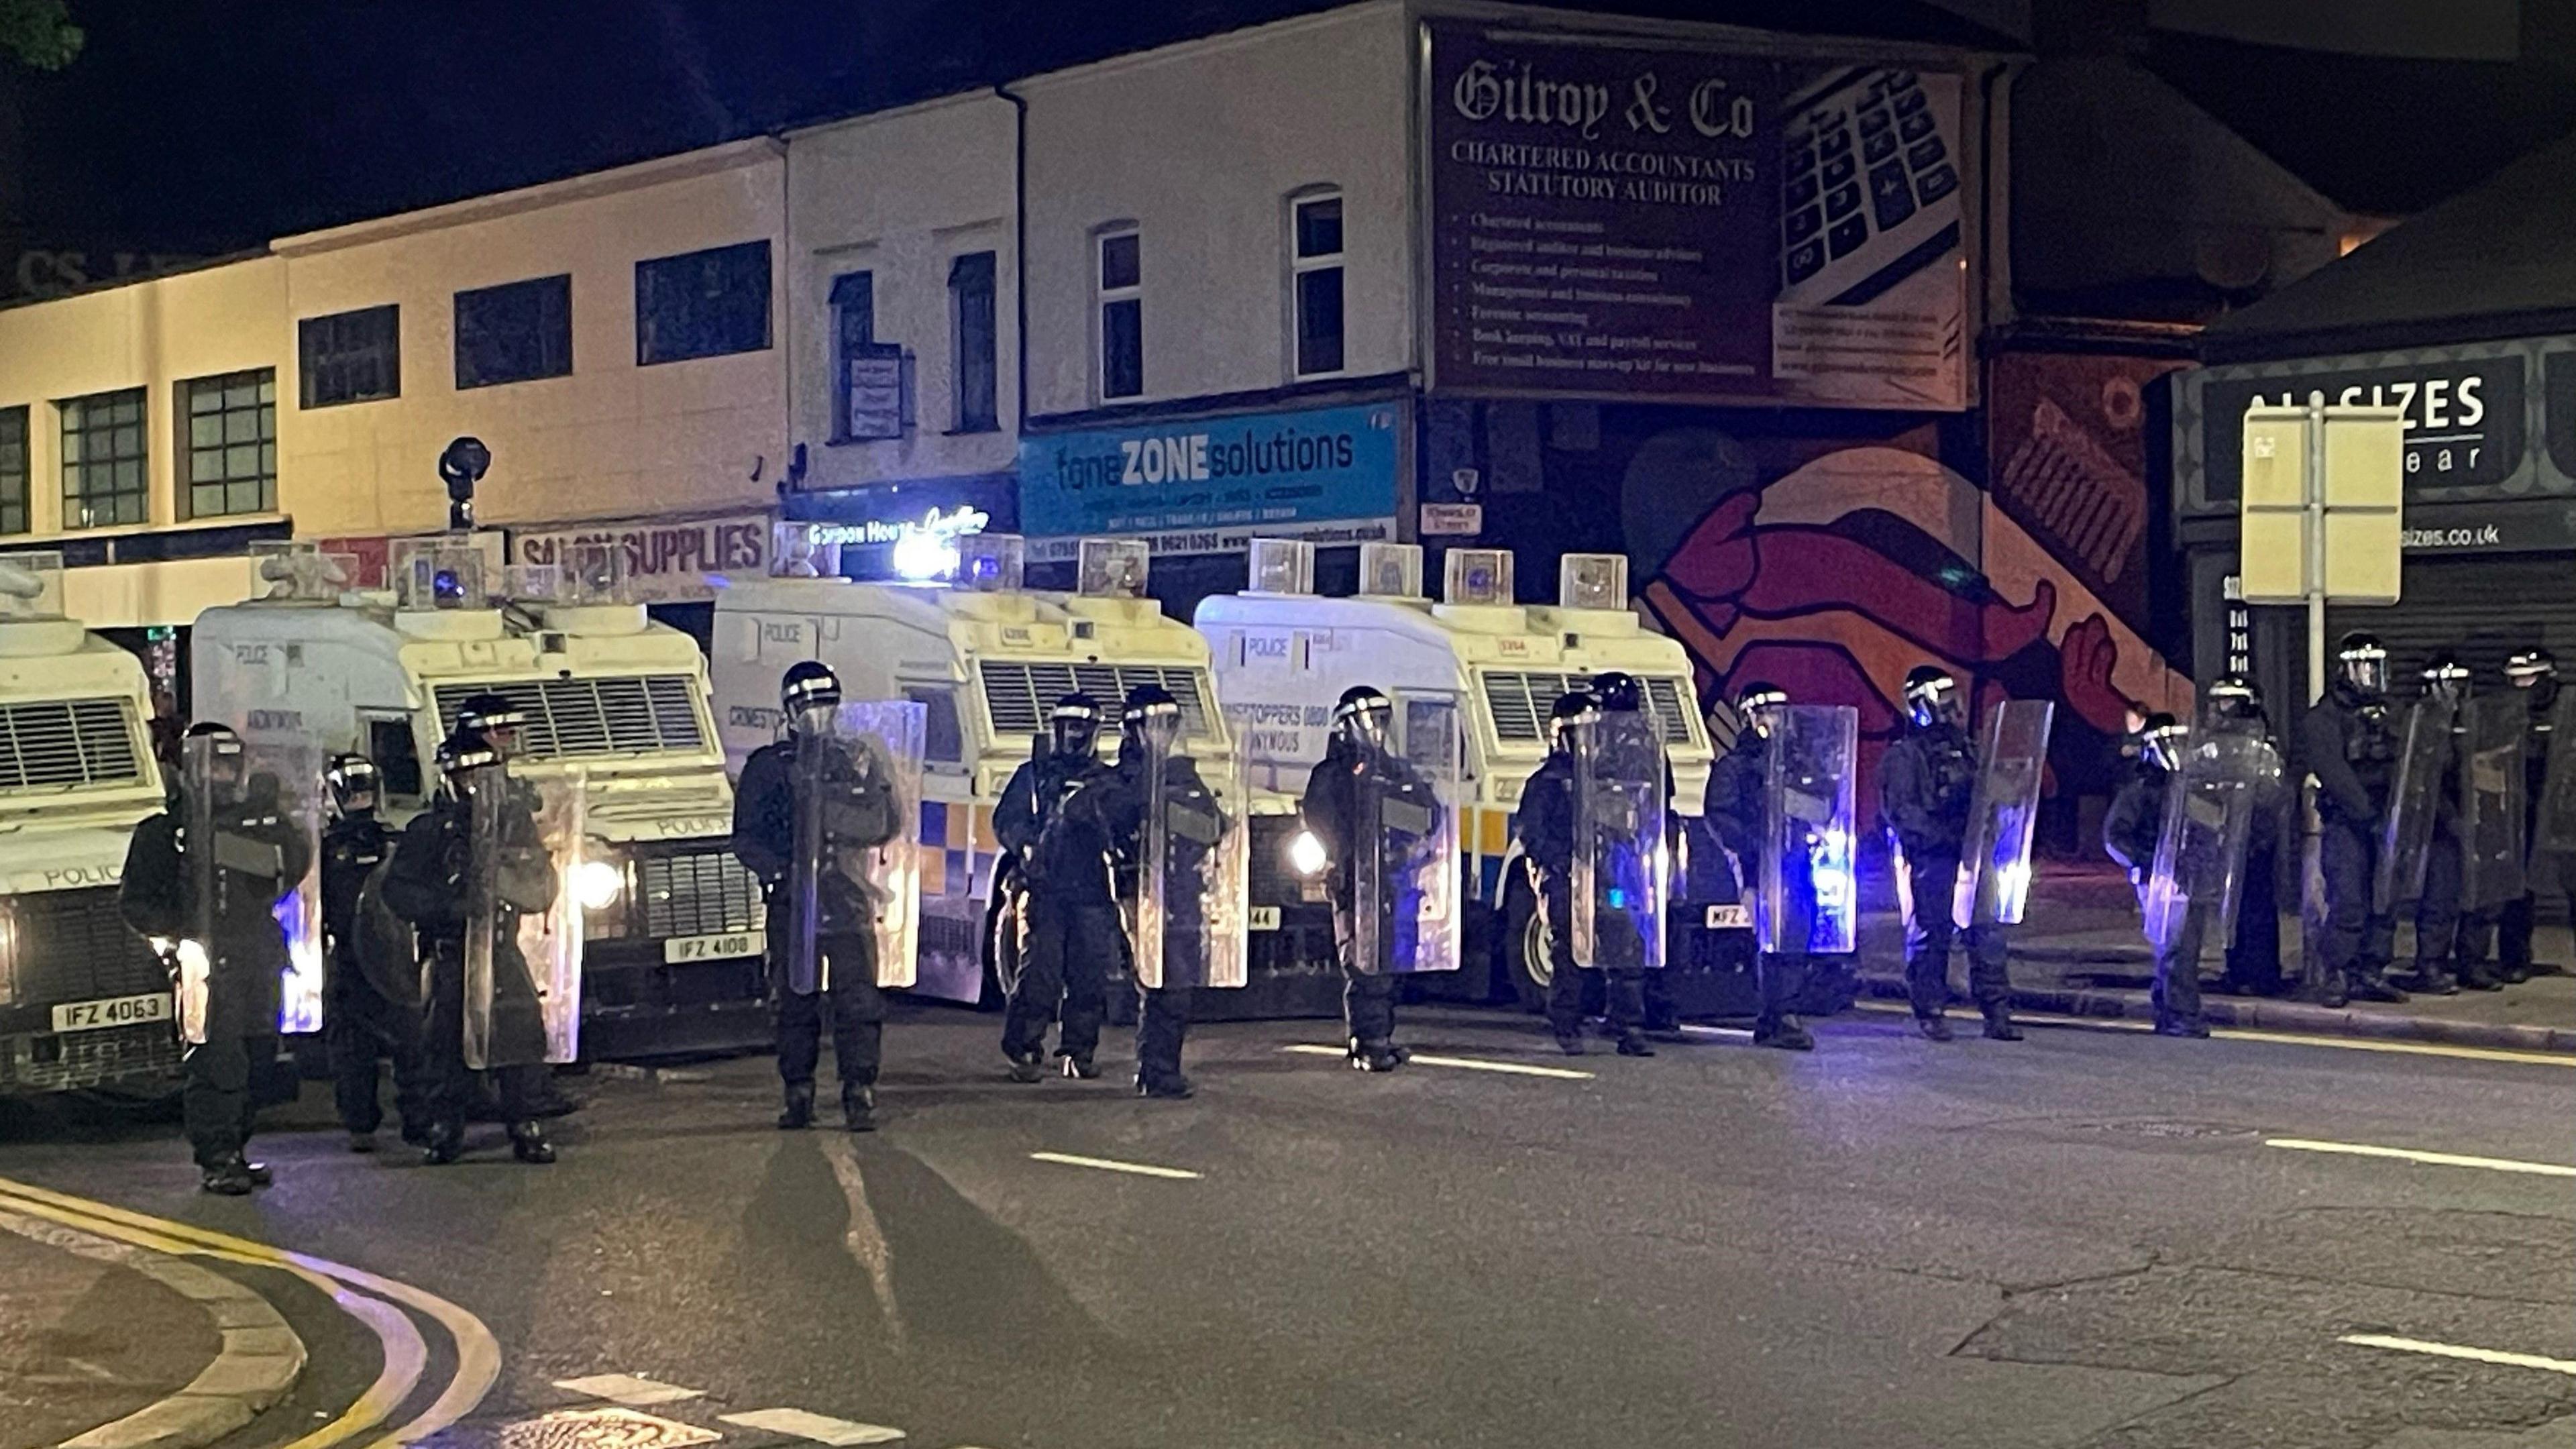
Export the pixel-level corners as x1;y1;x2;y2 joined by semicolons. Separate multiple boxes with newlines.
1;0;83;70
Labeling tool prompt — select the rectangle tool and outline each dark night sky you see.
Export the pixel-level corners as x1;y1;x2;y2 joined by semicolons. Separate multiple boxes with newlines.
9;1;2574;254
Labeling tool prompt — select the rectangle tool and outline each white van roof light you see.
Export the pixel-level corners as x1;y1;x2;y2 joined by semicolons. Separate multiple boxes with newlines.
959;533;1024;592
249;540;354;605
0;549;65;620
1442;548;1513;607
1357;542;1422;598
1077;537;1150;598
1558;553;1628;611
1246;538;1315;596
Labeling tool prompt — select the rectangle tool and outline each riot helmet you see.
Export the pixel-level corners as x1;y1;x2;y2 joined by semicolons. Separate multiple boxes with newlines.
1122;683;1182;753
454;690;528;761
325;753;380;819
780;660;841;735
1733;680;1788;740
2506;647;2557;689
182;721;246;801
2139;712;2185;773
1902;665;1962;730
2205;674;2263;723
1590;672;1644;714
434;730;500;797
1333;686;1392;752
1049;692;1102;759
2420;649;2471;704
2335;632;2388;700
1548;690;1601;749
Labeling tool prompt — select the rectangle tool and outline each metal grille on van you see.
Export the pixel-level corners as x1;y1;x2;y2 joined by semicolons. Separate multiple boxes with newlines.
433;678;706;760
639;849;765;938
977;661;1212;737
1478;671;1697;747
0;698;141;790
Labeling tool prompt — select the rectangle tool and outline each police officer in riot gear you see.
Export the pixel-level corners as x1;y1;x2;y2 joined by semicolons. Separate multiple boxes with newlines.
1114;684;1220;1099
2204;675;2287;996
2406;653;2498;994
996;694;1120;1081
1299;686;1442;1071
732;662;901;1131
319;753;424;1151
2498;647;2567;981
455;692;527;761
121;723;312;1193
1706;681;1817;1051
1880;665;2021;1041
1519;690;1654;1057
2104;713;2182;900
383;731;558;1165
2302;631;2410;1006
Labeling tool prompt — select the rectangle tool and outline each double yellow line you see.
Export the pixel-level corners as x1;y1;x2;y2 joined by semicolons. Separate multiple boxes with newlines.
0;1174;499;1448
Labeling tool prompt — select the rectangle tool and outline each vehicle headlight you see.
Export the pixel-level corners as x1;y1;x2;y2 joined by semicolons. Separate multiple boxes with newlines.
574;859;627;912
1289;829;1328;877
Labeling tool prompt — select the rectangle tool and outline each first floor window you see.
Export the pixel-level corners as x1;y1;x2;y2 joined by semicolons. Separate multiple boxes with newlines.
0;407;26;535
1097;228;1142;400
180;368;277;519
299;304;400;408
59;387;148;529
949;252;998;433
636;239;772;365
1291;191;1345;377
455;274;573;388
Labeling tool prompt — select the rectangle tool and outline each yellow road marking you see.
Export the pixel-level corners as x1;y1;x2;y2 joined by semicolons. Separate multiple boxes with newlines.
2264;1138;2576;1178
1027;1151;1202;1180
2339;1334;2576;1375
0;1175;498;1449
1850;1002;2575;1067
1281;1044;1597;1079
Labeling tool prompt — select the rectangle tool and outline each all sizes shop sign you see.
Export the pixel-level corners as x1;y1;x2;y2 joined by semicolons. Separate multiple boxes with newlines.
2198;355;2529;500
1018;402;1400;561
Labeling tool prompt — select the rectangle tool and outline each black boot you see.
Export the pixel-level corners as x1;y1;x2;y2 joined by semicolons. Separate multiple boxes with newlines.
2347;971;2410;1004
422;1122;465;1166
1005;1051;1045;1083
2498;960;2534;985
1552;1028;1587;1056
2459;961;2505;991
1057;1051;1099;1080
1753;1016;1815;1052
1135;1073;1194;1100
1916;1014;1955;1042
777;1081;816;1130
841;1087;877;1133
2404;963;2459;996
199;1159;256;1195
1348;1038;1406;1073
508;1120;555;1165
228;1155;273;1186
347;1130;378;1154
1980;1008;2024;1042
2153;1012;2210;1039
1614;1029;1656;1057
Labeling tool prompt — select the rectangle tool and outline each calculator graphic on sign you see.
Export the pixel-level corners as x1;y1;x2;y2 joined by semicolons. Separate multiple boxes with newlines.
1776;66;1963;307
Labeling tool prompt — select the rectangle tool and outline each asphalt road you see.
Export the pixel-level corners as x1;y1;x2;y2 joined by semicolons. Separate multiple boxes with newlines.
2;1001;2571;1449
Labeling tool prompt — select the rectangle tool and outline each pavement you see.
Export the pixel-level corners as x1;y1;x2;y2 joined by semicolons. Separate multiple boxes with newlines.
0;996;2570;1449
1859;863;2576;1051
0;1181;305;1449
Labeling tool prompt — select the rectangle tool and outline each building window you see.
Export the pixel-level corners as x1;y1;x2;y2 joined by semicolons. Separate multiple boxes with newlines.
59;387;148;529
180;369;277;519
0;407;26;535
949;252;998;433
455;274;573;389
1097;227;1142;400
830;270;906;442
1291;192;1344;377
298;305;401;409
636;239;771;366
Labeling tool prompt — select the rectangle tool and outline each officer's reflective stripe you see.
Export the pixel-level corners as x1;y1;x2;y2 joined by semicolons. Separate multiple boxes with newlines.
2339;1334;2576;1375
1280;1044;1594;1079
2265;1138;2576;1177
1028;1151;1202;1180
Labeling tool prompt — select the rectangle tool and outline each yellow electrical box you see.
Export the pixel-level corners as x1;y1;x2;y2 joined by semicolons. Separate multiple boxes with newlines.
2239;407;2312;603
2236;404;2403;606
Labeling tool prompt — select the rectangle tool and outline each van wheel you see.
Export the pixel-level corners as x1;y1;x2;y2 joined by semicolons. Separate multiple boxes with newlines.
1501;867;1551;1013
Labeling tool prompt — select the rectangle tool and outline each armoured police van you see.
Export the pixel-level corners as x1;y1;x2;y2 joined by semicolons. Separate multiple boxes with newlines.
0;553;186;1097
191;539;765;1059
1197;541;1758;1014
710;531;1322;1016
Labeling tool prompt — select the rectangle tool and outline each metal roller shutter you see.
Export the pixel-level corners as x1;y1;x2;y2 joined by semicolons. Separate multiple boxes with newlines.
2328;554;2576;684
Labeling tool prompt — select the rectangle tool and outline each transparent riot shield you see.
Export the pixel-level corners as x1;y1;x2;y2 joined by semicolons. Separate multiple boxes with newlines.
1133;738;1250;991
2459;695;2528;912
462;770;585;1069
1570;708;1670;971
2141;722;2275;953
1952;700;2055;928
2374;697;2457;914
2536;690;2576;857
1760;705;1859;955
1346;696;1464;975
182;733;323;1041
788;702;926;994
